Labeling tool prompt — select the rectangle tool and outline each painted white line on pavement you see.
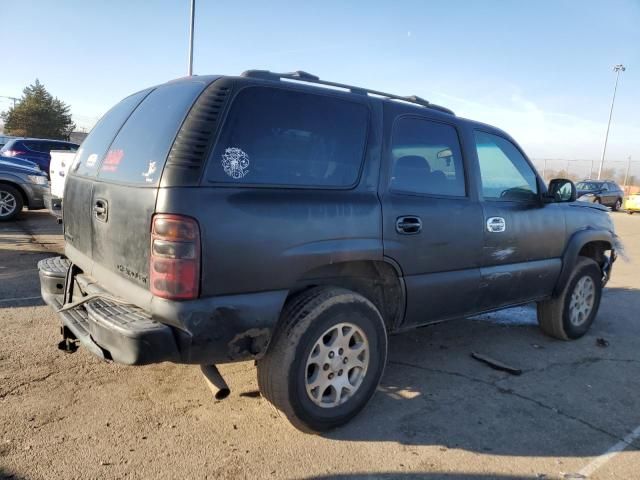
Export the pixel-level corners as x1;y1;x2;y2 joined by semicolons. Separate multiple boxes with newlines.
0;296;42;304
578;424;640;477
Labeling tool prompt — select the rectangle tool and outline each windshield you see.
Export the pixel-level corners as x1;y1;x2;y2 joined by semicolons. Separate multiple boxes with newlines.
576;181;601;191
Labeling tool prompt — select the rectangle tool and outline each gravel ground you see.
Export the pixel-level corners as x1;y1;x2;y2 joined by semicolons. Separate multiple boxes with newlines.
1;210;639;480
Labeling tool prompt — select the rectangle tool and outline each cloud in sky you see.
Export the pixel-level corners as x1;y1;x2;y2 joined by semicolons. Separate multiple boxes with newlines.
432;90;640;164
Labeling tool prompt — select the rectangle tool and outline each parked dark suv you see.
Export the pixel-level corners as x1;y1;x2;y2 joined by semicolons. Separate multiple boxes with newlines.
39;71;617;432
576;180;625;211
0;138;79;173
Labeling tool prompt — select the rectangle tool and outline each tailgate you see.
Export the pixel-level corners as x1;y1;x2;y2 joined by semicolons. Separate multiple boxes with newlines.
64;78;214;303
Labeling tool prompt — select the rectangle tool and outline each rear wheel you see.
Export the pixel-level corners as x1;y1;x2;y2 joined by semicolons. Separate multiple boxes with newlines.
613;198;622;211
0;185;23;221
257;287;387;433
537;257;602;340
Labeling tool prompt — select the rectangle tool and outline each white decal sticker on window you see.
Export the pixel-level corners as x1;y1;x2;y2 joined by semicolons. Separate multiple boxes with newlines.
221;147;249;179
142;161;157;182
86;153;98;167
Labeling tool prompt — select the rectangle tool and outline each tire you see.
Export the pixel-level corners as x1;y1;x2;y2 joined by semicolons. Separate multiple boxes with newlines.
537;257;602;340
0;184;23;221
257;287;388;433
628;211;634;215
613;198;622;211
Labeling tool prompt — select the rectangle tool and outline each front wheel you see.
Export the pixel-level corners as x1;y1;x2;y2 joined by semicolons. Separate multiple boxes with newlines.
257;287;387;433
0;184;23;221
537;257;602;340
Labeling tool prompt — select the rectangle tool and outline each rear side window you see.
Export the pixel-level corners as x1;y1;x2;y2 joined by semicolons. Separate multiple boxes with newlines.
390;117;466;197
207;86;369;187
72;90;150;177
98;82;206;185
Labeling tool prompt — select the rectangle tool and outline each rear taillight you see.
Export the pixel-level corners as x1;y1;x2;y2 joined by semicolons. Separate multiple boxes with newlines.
150;214;200;300
3;149;26;157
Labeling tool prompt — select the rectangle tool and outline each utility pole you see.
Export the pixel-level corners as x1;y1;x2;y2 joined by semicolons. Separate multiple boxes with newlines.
598;64;626;180
0;96;18;108
188;0;195;76
542;159;548;180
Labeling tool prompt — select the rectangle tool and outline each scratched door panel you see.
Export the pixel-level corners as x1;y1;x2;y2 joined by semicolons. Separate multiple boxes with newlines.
478;201;566;309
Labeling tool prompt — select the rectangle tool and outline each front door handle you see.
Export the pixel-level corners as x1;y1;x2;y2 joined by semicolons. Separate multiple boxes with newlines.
486;217;506;232
396;216;422;234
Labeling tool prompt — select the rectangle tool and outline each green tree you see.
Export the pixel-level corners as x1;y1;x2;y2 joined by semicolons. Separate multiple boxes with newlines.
1;79;75;139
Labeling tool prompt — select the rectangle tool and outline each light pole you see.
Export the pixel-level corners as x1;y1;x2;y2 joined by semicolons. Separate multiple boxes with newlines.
188;0;195;76
597;64;626;180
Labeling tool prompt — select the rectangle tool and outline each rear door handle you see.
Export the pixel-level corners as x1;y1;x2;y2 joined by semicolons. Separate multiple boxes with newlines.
396;216;422;234
93;199;108;222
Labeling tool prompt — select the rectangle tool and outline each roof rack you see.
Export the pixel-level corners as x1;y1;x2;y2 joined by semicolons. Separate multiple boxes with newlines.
241;70;455;115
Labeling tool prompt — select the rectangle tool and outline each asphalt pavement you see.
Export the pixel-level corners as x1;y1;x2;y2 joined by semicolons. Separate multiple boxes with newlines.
1;210;639;480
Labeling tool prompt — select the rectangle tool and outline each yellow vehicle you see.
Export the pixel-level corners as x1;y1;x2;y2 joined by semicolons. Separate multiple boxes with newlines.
624;192;640;214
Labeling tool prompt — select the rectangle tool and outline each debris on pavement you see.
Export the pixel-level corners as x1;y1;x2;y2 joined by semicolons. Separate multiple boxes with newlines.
471;352;523;375
596;337;610;348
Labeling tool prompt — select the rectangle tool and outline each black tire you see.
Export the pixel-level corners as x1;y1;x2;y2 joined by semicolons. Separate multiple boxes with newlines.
628;211;634;215
0;184;23;221
537;257;602;340
613;198;622;211
257;287;387;433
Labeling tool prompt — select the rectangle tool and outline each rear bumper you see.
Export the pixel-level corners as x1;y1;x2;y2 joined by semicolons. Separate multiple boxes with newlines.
43;193;62;218
38;256;286;366
23;182;48;210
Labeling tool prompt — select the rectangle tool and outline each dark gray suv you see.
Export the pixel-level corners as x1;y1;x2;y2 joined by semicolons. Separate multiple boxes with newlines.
39;71;617;432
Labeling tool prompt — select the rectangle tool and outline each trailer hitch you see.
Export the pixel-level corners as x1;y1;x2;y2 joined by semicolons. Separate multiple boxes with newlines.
58;326;79;354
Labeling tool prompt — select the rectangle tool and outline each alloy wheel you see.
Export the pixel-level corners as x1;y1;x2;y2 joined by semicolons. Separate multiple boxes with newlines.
569;276;595;327
305;322;369;408
0;190;17;218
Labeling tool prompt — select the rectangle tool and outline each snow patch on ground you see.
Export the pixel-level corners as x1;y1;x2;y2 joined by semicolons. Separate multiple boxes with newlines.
471;304;538;326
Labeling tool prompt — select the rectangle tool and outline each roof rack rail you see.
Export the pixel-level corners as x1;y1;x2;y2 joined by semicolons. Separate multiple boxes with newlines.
241;70;455;115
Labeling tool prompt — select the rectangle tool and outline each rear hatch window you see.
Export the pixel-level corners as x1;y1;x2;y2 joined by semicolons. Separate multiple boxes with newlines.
73;90;151;177
98;82;206;185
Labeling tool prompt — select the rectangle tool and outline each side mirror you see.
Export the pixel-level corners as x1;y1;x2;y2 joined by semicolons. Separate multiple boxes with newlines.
547;178;576;203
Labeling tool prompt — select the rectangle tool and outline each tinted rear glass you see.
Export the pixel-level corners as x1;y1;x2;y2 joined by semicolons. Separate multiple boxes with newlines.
207;86;369;187
98;82;205;185
72;90;151;177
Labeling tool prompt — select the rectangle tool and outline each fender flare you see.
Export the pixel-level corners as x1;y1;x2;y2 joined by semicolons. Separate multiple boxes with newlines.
553;228;613;296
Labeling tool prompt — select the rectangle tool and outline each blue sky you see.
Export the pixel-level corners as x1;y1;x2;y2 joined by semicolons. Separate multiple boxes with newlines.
2;0;639;176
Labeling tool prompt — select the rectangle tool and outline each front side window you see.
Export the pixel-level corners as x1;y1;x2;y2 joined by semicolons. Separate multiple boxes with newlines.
207;87;369;187
389;117;466;197
475;131;538;201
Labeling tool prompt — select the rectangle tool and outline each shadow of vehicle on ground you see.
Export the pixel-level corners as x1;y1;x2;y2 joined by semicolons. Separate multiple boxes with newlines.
322;287;640;459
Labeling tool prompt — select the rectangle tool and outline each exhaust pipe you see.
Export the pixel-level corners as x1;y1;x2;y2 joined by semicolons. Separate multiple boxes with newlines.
200;364;231;400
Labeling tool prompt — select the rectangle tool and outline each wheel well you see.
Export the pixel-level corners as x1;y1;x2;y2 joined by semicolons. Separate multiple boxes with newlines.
0;181;27;206
287;261;404;331
579;241;611;268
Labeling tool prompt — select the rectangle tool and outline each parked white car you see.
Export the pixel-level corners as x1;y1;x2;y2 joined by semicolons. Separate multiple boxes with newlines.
45;150;76;218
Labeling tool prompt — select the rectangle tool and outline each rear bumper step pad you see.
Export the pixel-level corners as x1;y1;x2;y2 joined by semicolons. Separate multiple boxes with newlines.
38;256;179;365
